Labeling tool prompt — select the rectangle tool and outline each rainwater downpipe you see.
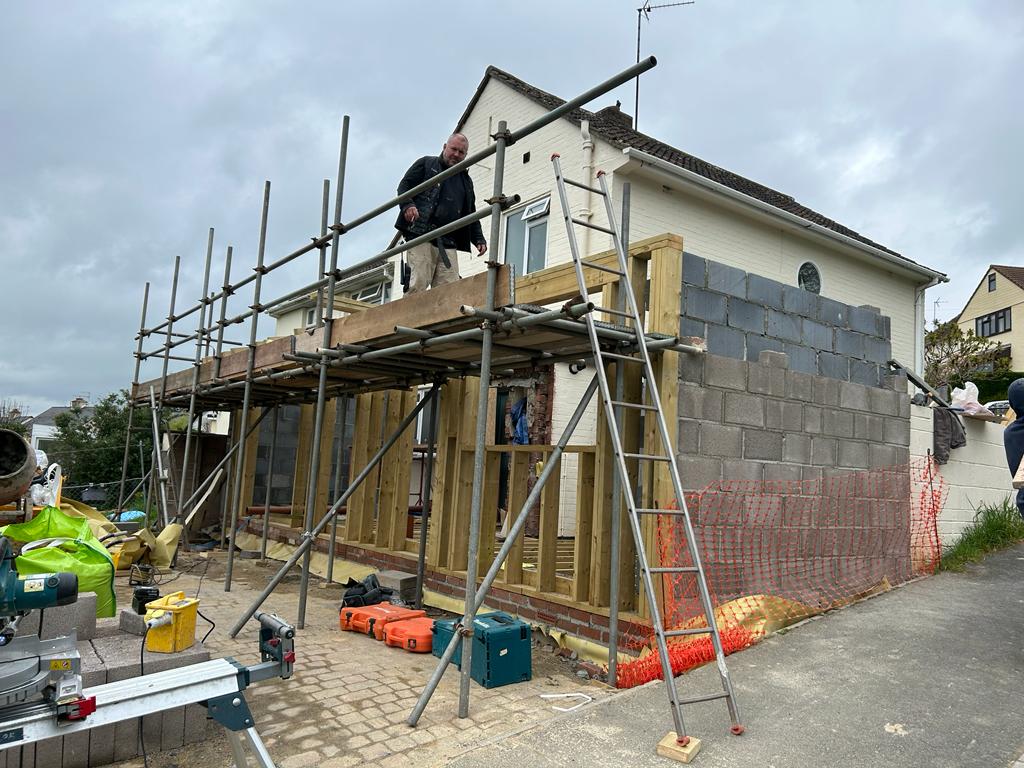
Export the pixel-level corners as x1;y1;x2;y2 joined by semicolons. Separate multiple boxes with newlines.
914;276;943;377
581;120;594;257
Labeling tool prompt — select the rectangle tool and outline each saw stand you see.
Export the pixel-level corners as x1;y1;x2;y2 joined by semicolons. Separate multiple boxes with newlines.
0;611;296;768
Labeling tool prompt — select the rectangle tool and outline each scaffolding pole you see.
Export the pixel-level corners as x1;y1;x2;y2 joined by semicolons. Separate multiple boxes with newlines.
224;181;272;592
325;395;348;584
414;382;441;609
297;116;349;628
176;228;216;525
115;282;150;514
259;405;279;561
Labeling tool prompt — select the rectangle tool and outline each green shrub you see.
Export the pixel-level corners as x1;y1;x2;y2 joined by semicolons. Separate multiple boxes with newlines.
940;497;1024;572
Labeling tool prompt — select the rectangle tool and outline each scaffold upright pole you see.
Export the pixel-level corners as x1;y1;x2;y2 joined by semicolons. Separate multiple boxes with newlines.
116;281;151;515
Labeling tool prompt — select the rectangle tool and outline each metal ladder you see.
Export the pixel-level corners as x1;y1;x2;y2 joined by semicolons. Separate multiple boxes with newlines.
550;153;744;743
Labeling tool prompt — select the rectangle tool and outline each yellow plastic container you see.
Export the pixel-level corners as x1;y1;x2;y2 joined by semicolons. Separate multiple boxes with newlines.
144;591;199;653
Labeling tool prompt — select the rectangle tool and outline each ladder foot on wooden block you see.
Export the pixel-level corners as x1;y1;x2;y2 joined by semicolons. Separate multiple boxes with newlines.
656;733;702;764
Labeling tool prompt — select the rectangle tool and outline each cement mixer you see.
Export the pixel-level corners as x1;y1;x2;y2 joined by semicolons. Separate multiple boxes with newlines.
0;430;35;505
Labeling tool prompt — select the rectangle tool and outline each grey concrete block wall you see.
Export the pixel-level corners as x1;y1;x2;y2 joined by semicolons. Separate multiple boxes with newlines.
675;349;915;603
680;252;893;387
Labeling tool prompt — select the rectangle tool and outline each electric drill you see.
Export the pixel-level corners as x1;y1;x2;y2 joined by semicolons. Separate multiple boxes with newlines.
0;536;78;645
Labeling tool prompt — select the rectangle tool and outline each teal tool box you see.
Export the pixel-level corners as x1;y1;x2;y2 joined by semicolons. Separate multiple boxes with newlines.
432;611;532;688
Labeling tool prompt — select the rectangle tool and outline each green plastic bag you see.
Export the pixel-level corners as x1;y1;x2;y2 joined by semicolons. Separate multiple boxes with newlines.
0;507;116;617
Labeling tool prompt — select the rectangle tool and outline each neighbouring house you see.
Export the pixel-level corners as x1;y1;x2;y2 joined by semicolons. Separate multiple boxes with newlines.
25;397;93;453
954;265;1024;371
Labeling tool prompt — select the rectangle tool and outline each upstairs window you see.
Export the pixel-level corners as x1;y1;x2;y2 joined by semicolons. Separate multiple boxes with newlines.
988;273;997;292
504;197;549;277
976;307;1011;337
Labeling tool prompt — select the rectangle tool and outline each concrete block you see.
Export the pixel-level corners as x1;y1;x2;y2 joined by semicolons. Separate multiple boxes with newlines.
705;355;747;391
897;395;911;419
699;423;742;458
682;251;707;287
679;316;705;340
39;592;96;641
764;462;803;483
89;722;117;767
745;334;783;363
785;370;814;401
64;725;90;768
727;297;765;333
868;386;900;417
707;261;746;298
119;608;147;636
818;296;848;327
184;703;210;743
850;360;881;387
679;419;701;454
724;392;764;428
783;433;812;464
766;401;803;431
811;437;838;466
840;381;871;412
894;446;911;464
747;274;785;309
854;414;886;442
884;371;908;392
678;350;704;384
161;705;186;750
869;443;899;468
834;329;866;359
684;286;727;324
766;309;802;343
818;351;850;380
744;430;783;460
35;733;63;768
801;318;833;351
679;385;722;421
376;569;418;603
823;410;855;438
813;377;841;406
884;417;911;446
748;363;786;397
706;323;745;359
864;335;892;365
677;455;723;490
880;314;892;338
782;284;819;317
722;460;764;482
848;305;879;335
782;343;817;375
759;350;790;369
801;466;823;483
837;440;870;469
804;405;823;434
17;610;40;638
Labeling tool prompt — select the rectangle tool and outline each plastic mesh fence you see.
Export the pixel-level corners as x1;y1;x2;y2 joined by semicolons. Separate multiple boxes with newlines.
616;458;945;688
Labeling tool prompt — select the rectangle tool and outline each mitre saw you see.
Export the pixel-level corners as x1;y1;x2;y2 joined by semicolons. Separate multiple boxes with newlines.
0;536;92;721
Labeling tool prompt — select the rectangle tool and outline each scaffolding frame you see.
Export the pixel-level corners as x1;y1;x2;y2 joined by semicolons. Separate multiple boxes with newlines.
118;57;685;723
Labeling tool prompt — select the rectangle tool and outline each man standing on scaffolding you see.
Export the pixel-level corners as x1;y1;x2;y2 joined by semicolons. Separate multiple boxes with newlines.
395;133;488;293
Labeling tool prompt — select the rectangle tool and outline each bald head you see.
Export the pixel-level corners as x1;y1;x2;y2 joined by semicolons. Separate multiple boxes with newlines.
441;133;469;167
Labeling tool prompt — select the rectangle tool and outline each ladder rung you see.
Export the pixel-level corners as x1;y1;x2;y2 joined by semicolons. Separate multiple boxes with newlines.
622;452;671;462
563;177;607;196
593;306;636;319
676;691;732;706
580;259;625;276
571;217;615;235
663;627;715;638
636;508;688;516
610;399;657;411
647;566;699;574
601;351;643;363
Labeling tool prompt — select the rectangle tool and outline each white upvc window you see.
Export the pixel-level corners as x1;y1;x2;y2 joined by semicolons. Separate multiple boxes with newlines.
503;197;549;277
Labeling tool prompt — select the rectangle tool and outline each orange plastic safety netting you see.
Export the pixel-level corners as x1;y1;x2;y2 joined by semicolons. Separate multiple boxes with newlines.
615;458;945;688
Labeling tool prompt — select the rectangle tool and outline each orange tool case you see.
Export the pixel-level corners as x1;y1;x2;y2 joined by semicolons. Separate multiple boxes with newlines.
383;616;434;653
340;604;425;639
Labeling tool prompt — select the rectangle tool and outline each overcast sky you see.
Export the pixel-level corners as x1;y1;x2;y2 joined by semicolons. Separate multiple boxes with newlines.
2;1;1021;415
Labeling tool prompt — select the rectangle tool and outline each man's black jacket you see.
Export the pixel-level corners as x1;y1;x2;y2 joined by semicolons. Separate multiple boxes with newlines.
395;155;486;252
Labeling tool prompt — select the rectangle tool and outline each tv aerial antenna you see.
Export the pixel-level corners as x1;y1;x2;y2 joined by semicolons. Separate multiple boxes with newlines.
634;0;694;130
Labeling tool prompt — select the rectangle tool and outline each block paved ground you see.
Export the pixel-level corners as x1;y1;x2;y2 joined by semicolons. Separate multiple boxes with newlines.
108;550;614;768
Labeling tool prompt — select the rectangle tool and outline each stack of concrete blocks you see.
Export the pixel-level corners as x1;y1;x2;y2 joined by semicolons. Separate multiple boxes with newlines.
1;594;209;768
674;253;918;610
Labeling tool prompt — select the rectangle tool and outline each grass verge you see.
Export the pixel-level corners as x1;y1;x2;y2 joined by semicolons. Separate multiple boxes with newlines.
940;497;1024;572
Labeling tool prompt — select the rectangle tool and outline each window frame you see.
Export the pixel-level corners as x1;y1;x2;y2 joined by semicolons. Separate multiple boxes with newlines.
797;261;822;295
988;273;997;292
976;307;1012;338
502;196;550;277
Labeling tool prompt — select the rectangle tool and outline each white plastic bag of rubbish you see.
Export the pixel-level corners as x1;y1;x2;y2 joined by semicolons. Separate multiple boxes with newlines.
951;382;993;416
30;462;61;507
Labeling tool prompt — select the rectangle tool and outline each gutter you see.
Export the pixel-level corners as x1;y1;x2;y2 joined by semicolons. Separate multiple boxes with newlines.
620;147;949;285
